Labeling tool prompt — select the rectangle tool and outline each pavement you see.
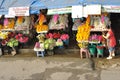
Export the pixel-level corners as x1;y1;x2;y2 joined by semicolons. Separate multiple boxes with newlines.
0;48;120;80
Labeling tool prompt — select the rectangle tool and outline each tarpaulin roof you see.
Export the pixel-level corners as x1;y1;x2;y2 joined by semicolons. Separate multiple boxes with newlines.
30;0;83;14
0;0;36;15
83;0;120;6
30;0;47;14
42;0;82;9
0;0;15;15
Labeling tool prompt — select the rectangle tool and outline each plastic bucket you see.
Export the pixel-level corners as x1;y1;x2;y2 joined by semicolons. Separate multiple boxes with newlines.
89;47;96;55
63;39;69;45
97;48;103;55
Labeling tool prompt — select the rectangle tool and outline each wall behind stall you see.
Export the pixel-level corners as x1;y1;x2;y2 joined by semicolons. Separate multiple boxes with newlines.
110;13;120;47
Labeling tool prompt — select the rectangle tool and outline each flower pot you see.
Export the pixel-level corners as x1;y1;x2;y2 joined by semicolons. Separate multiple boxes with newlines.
89;47;96;55
88;45;96;55
97;48;103;55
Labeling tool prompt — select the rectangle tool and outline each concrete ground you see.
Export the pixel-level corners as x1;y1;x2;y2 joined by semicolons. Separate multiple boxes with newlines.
0;48;120;80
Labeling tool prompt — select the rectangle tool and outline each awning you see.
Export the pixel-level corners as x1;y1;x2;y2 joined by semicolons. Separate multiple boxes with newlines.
0;0;16;15
30;0;47;14
42;0;82;9
83;0;120;6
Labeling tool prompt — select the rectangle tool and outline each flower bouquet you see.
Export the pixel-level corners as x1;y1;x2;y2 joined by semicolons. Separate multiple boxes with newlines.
56;39;64;48
15;33;29;43
15;33;29;48
7;38;19;56
60;34;69;45
78;41;89;48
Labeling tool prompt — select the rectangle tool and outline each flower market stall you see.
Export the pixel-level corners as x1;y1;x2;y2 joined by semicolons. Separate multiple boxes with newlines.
76;13;110;58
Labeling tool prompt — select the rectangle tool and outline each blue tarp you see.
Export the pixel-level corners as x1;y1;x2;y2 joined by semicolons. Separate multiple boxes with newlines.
42;0;82;9
30;0;47;14
1;0;120;15
30;0;82;14
0;0;16;15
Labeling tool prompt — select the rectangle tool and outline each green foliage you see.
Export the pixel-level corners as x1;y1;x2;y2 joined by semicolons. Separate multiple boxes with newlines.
7;38;19;48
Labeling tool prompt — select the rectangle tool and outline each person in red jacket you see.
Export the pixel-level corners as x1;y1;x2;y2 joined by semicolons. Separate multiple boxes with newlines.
103;26;116;59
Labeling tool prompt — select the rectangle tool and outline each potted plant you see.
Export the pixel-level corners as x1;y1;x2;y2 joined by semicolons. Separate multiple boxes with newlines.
7;38;19;56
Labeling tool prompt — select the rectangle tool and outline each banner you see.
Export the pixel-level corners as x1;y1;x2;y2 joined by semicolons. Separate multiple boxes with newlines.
102;5;120;13
72;5;88;18
87;5;101;15
9;7;29;16
47;7;72;15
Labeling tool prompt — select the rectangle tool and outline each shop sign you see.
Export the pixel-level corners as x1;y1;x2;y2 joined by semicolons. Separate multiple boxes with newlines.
86;5;101;15
102;5;120;13
47;7;72;15
72;5;101;18
72;5;88;18
9;7;29;16
5;14;15;18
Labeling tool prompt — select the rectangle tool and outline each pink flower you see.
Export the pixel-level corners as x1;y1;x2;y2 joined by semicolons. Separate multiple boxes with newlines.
60;34;69;40
53;14;59;23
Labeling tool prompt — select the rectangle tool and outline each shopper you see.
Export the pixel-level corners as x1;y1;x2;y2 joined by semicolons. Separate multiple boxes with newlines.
102;26;116;59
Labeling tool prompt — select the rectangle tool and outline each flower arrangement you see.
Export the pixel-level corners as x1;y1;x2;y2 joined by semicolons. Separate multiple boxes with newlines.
78;41;89;48
44;38;56;50
60;34;69;41
56;39;63;46
96;45;104;49
7;38;19;48
1;32;16;46
76;16;91;42
15;33;29;43
89;34;103;42
45;32;70;49
45;32;61;39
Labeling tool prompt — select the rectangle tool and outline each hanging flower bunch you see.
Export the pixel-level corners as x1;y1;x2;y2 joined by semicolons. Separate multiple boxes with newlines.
76;16;91;48
76;16;91;42
36;13;48;33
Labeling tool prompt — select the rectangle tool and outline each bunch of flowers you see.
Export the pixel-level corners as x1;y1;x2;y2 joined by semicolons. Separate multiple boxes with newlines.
60;34;69;41
45;32;61;39
78;41;89;48
96;44;104;49
44;38;56;50
1;32;16;46
56;39;63;46
76;16;91;42
89;34;103;42
15;33;29;43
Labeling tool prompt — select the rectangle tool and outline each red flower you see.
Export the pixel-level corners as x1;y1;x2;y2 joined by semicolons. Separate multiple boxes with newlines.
96;45;104;49
53;32;61;39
